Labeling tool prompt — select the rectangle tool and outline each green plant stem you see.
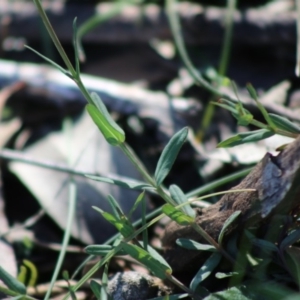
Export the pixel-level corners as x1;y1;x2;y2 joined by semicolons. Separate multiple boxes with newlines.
165;274;195;296
191;222;236;265
119;143;176;206
44;180;77;300
119;143;156;186
186;167;252;198
250;119;299;139
197;0;236;141
32;0;76;77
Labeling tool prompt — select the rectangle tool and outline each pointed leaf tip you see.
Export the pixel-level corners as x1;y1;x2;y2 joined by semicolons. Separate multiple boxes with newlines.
155;127;188;186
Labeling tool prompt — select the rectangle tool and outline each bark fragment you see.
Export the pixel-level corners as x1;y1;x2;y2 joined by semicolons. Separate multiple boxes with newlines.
162;135;300;273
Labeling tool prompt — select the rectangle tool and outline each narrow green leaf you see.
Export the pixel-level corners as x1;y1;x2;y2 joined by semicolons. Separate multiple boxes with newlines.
154;127;188;186
25;45;71;77
0;266;26;294
190;252;222;291
90;92;125;144
280;229;300;251
245;231;278;253
85;174;152;190
100;264;109;300
73;17;80;74
92;207;134;238
107;194;123;219
90;280;101;300
141;193;148;251
162;204;194;226
285;247;300;287
85;244;126;256
128;191;145;220
215;272;238;279
246;83;258;100
62;270;69;281
169;185;195;218
212;101;238;115
121;242;172;279
85;245;112;255
269;113;300;134
138;241;171;270
176;238;216;252
217;129;274;148
246;83;276;129
86;104;124;146
218;211;241;244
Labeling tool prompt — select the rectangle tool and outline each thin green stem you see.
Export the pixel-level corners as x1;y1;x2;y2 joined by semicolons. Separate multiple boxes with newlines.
165;0;221;95
119;143;155;186
44;180;77;300
218;0;236;77
186;167;252;198
32;0;76;77
119;143;176;206
197;0;236;141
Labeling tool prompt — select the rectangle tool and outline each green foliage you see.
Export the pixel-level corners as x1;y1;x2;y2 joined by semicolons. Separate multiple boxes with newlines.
217;129;274;148
154;127;188;186
176;239;216;252
169;185;196;218
190;253;222;291
86;93;125;146
0;266;26;295
25;0;300;299
162;204;194;226
121;242;172;279
218;211;241;244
